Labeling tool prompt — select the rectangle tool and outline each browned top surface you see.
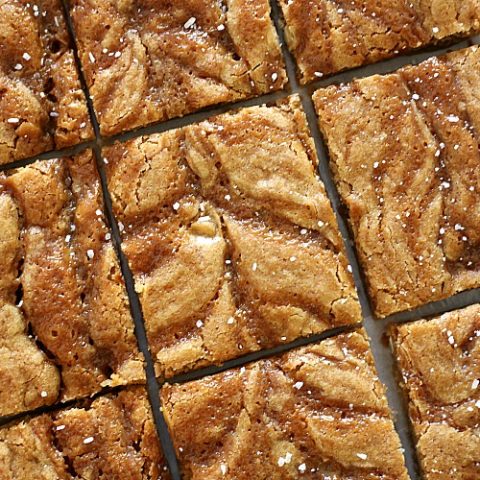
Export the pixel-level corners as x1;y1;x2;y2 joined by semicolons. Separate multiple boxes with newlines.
0;0;92;165
0;151;143;418
279;0;480;83
69;0;286;136
105;95;360;378
314;45;480;317
161;330;409;480
0;387;170;480
393;304;480;480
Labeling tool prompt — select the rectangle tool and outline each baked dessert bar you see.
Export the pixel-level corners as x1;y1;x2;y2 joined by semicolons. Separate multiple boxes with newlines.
68;0;287;136
0;0;93;165
314;45;480;318
278;0;480;84
0;387;170;479
161;329;409;479
105;95;361;378
0;151;143;418
391;304;480;480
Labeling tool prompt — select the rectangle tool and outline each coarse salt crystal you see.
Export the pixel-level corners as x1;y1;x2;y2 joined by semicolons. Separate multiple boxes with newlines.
217;24;225;31
23;52;31;61
55;424;65;431
184;16;196;29
293;381;304;390
220;464;228;475
87;249;95;259
40;390;48;398
88;52;95;63
252;262;257;271
356;453;368;460
271;72;278;82
196;320;203;328
83;436;94;444
172;202;180;211
7;117;20;124
472;379;479;390
298;463;306;473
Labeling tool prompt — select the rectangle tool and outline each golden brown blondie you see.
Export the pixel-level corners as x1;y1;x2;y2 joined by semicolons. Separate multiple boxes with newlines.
105;95;361;379
0;387;170;479
278;0;480;84
0;0;93;165
161;329;409;480
392;304;480;480
0;151;143;418
314;45;480;317
68;0;287;136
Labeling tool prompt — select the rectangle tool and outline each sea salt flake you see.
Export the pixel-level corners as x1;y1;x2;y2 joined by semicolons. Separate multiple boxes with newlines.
356;453;368;460
293;381;304;390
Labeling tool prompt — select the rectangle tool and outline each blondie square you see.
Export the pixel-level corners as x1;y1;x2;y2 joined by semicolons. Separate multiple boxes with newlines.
278;0;480;84
104;95;361;378
161;329;409;479
0;0;93;165
314;45;480;317
392;304;480;480
0;387;170;479
68;0;287;136
0;150;144;418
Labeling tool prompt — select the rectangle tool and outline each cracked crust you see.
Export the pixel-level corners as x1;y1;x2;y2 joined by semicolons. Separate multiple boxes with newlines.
0;0;93;165
314;45;480;317
391;305;480;480
105;95;361;379
0;387;170;479
0;150;144;418
278;0;480;84
68;0;287;136
161;329;409;480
